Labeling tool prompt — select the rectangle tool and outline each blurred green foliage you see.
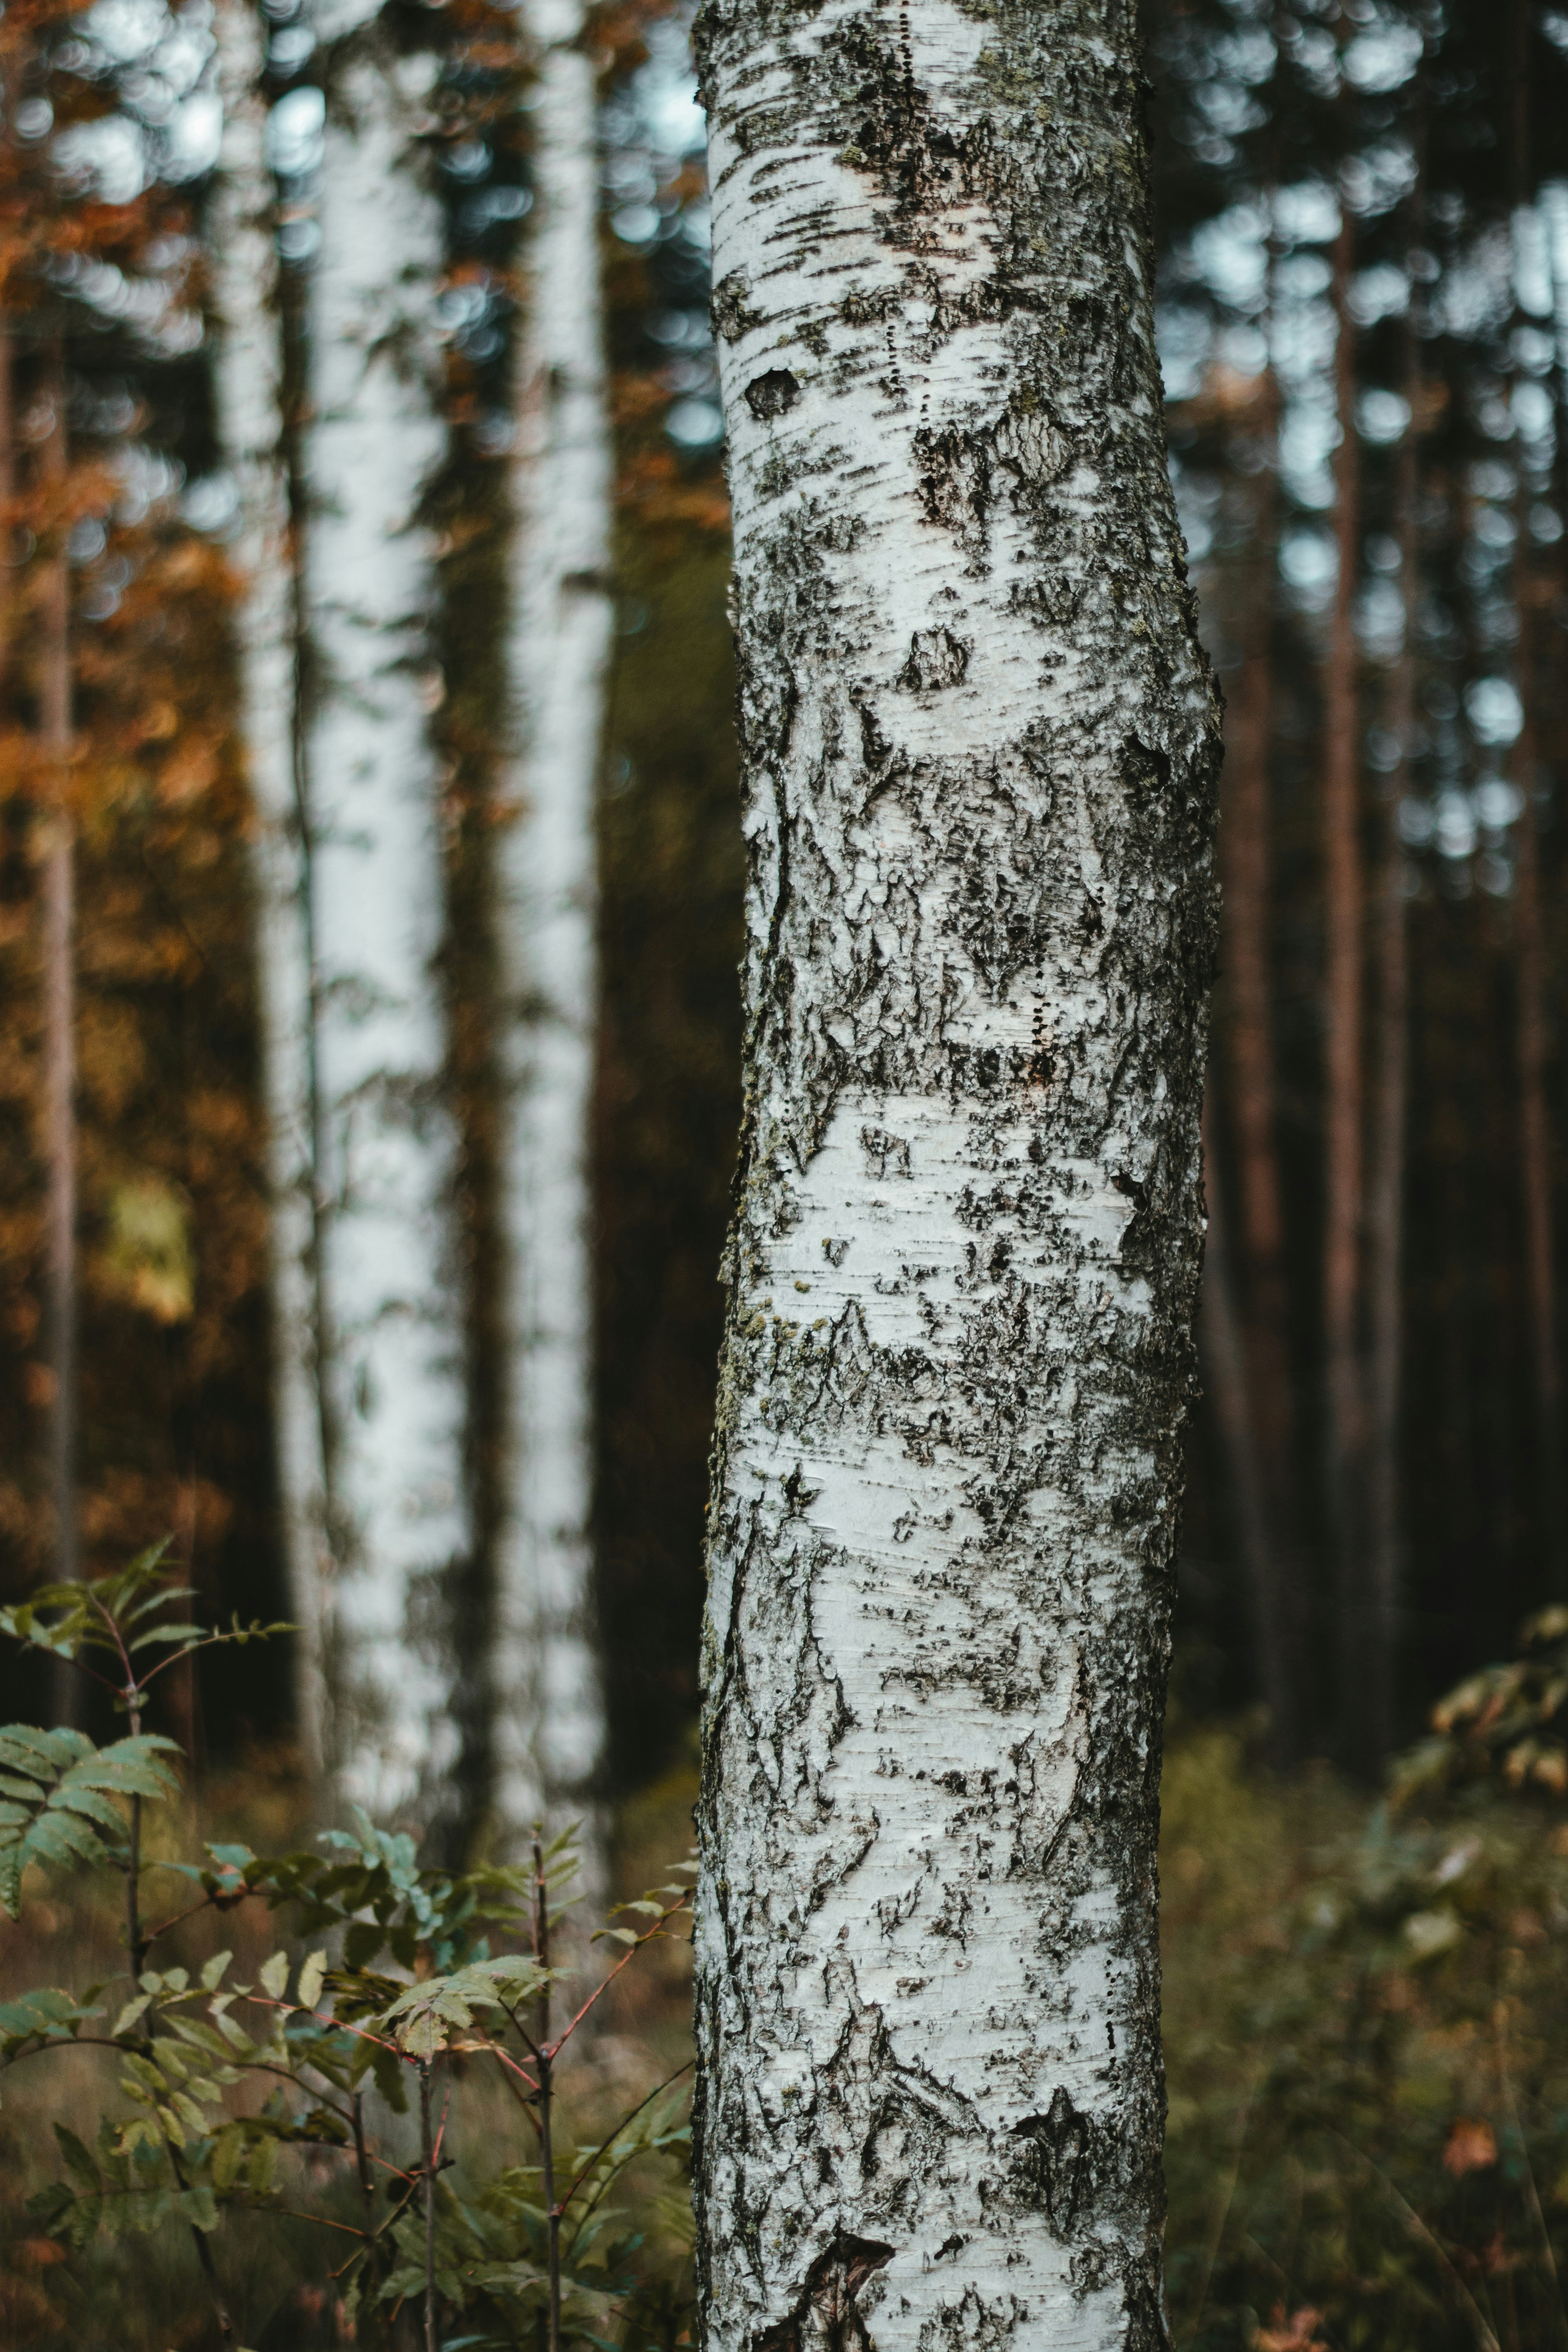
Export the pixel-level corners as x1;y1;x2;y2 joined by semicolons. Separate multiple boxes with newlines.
0;1555;696;2351
1163;1713;1568;2351
5;1560;1568;2351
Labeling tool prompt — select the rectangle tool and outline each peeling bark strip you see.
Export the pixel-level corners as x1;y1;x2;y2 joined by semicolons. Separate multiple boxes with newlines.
691;7;1220;2352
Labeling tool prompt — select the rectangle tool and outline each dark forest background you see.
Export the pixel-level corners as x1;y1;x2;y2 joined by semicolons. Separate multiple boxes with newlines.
0;0;1563;1803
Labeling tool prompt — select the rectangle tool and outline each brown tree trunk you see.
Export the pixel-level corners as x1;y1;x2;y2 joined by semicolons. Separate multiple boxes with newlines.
1201;1096;1295;1758
1324;203;1367;1766
1216;367;1300;1762
0;326;12;687
1510;2;1564;1591
1364;282;1419;1767
1511;779;1560;1586
39;342;77;1594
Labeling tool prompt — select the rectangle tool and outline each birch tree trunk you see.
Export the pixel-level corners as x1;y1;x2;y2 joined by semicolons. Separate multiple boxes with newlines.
490;0;613;1864
211;0;328;1773
303;4;469;1816
691;8;1221;2350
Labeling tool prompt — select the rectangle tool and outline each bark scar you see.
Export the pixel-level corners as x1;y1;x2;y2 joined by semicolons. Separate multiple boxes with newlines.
753;2235;896;2352
746;367;801;421
1011;2087;1094;2233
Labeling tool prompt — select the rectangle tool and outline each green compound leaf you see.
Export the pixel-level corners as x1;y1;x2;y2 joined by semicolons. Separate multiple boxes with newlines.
0;1728;182;1916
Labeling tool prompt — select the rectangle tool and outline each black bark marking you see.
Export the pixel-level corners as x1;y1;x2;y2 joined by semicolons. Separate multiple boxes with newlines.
859;1126;912;1179
746;368;802;421
753;2235;896;2352
829;16;989;236
1112;1170;1154;1269
897;627;971;692
914;398;1071;571
713;268;764;343
1011;2088;1095;2234
1127;734;1172;795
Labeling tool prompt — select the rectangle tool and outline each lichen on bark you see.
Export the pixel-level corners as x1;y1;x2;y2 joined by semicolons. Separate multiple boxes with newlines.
691;5;1221;2352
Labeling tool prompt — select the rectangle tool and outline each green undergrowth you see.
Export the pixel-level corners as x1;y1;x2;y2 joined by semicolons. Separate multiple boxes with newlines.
2;1558;1566;2352
1162;1715;1568;2352
0;1553;697;2352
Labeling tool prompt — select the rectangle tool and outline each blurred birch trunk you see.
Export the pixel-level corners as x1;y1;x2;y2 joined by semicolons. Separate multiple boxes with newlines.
301;2;469;1818
211;0;328;1773
490;0;612;1868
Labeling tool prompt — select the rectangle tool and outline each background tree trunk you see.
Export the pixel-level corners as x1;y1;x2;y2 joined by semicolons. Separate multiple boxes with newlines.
1324;200;1367;1766
1510;531;1563;1595
490;0;613;1870
1363;181;1423;1765
39;341;75;1596
212;0;328;1777
1508;18;1564;1593
304;7;468;1817
0;322;12;686
692;8;1221;2351
1201;1099;1295;1753
1216;361;1299;1762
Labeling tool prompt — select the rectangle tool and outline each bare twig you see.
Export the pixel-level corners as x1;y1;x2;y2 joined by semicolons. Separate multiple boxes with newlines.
535;1837;562;2352
420;2056;439;2352
546;1893;691;2057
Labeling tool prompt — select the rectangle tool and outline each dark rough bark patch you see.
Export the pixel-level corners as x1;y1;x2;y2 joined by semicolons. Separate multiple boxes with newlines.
714;268;765;343
896;628;971;692
755;2236;897;2352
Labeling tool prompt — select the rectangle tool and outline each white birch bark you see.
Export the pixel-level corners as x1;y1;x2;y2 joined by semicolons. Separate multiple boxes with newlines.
304;4;468;1816
490;0;613;1860
210;0;327;1772
692;8;1221;2352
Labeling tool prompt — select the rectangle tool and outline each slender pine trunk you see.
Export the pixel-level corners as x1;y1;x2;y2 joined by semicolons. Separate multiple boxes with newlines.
39;341;76;1599
1511;535;1563;1596
1508;13;1564;1592
1201;1098;1295;1757
305;5;470;1816
692;8;1221;2348
1364;162;1424;1765
0;320;12;687
491;0;613;1870
211;0;328;1776
1324;198;1368;1767
1216;363;1299;1762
